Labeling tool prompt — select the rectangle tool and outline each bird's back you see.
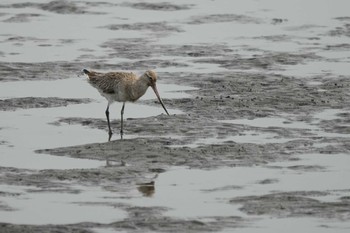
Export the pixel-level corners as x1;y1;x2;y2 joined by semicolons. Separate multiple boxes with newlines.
87;71;134;92
83;70;139;102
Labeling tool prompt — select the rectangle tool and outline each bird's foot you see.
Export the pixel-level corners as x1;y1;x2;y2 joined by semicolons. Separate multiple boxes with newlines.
108;131;113;141
120;130;124;140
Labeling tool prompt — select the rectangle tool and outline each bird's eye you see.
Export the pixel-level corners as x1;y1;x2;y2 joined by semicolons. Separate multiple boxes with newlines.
146;74;152;81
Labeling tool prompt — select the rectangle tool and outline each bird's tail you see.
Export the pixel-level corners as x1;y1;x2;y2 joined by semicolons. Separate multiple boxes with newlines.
82;69;90;75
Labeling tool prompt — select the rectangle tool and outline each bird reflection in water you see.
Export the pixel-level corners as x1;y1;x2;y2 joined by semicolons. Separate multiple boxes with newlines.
137;181;155;197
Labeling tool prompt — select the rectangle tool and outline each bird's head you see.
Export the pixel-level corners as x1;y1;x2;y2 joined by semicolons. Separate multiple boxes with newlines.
144;70;158;87
142;70;169;116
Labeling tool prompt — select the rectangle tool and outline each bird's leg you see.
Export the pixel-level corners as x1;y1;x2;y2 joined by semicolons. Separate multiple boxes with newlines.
120;102;125;139
105;104;113;141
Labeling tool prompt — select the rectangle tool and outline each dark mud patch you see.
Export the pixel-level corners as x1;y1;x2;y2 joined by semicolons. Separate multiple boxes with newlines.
0;97;93;111
0;223;94;233
35;135;326;170
2;35;66;52
202;185;243;193
0;167;83;191
105;21;184;34
100;39;234;60
324;43;350;51
328;22;350;37
0;61;117;82
3;13;42;23
187;14;262;24
231;191;350;219
123;2;192;11
286;24;326;32
334;17;350;22
194;52;320;70
117;59;189;70
0;212;244;233
0;190;21;197
0;0;86;14
318;113;350;134
0;140;10;146
271;18;288;25
286;165;326;172
4;36;48;45
252;34;293;42
0;62;80;81
0;166;137;190
0;202;15;211
257;178;279;185
107;213;244;233
40;0;85;14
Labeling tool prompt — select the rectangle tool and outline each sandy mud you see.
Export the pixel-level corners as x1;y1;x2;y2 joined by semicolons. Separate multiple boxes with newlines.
1;0;350;232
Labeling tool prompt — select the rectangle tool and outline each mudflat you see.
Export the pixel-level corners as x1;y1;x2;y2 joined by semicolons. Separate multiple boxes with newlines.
1;0;350;232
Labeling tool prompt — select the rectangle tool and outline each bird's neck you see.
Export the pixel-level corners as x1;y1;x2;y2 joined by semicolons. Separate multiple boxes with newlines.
130;76;150;101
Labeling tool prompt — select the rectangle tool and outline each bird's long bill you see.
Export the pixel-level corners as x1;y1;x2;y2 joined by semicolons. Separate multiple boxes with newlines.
151;84;170;115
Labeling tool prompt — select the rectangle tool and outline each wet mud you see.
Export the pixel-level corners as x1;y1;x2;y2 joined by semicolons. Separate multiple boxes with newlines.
0;0;87;15
193;52;321;70
0;62;82;81
122;2;192;11
187;14;263;25
105;22;184;34
0;97;92;111
231;191;350;219
1;0;350;232
1;215;244;233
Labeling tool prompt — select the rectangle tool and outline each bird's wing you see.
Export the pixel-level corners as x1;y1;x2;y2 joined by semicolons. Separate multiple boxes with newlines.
87;71;134;94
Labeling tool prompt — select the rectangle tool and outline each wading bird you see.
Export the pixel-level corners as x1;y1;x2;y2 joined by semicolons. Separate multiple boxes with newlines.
82;69;169;140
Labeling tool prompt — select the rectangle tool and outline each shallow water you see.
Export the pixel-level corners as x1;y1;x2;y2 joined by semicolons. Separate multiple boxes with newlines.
0;184;126;224
119;152;350;228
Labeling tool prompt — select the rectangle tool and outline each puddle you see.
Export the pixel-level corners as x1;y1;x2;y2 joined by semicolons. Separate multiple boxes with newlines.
0;184;126;225
313;108;347;121
0;147;104;170
118;166;245;218
0;6;139;63
0;107;106;169
269;153;350;194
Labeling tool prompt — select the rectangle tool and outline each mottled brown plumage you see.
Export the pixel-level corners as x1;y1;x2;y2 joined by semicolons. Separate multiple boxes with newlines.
82;69;169;140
